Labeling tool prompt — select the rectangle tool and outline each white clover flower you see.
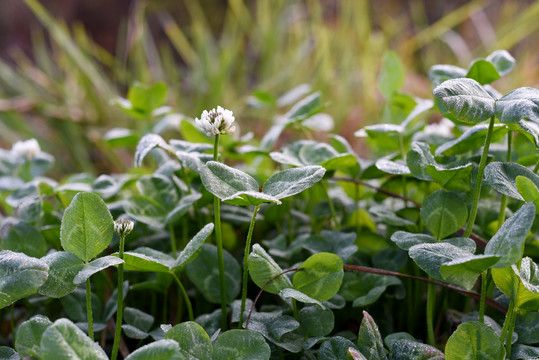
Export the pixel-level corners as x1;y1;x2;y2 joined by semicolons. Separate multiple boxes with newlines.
11;139;41;161
114;218;134;237
195;106;236;136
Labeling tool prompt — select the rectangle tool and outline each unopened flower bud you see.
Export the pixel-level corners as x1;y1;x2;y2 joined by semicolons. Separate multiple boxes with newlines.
114;219;134;237
195;106;236;136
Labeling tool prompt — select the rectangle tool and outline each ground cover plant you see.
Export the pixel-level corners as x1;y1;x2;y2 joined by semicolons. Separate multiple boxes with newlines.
1;43;539;360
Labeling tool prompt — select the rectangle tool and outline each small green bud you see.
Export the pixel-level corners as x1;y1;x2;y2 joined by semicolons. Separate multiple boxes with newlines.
114;218;134;237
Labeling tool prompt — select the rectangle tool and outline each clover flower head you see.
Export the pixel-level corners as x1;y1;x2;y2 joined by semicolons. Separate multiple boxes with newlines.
195;106;236;136
11;139;41;161
114;218;134;237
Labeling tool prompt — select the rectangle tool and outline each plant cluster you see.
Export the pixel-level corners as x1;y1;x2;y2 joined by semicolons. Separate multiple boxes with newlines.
1;49;539;359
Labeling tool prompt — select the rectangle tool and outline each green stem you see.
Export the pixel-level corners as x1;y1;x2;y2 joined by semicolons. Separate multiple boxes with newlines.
398;133;409;204
171;272;194;321
213;134;228;329
10;303;15;345
426;281;436;346
479;270;488;323
86;277;94;341
169;224;177;256
506;307;517;358
497;131;512;227
464;116;496;238
534;157;539;174
322;180;339;230
240;205;260;326
111;234;126;360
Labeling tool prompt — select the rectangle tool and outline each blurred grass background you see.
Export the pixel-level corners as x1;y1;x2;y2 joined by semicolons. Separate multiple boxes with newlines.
0;0;538;175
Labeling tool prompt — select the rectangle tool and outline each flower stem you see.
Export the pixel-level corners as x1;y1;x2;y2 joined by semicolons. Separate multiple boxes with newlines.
86;277;94;341
171;272;194;321
169;224;177;256
479;270;488;323
240;205;260;327
322;180;339;230
213;134;228;329
426;281;436;346
497;131;512;227
111;234;126;360
464;116;496;238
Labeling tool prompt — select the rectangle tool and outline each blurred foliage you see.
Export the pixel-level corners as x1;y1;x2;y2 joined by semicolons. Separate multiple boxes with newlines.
0;0;538;175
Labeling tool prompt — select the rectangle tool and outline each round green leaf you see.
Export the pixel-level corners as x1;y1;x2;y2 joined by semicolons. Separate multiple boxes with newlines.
15;315;52;358
292;252;343;302
124;339;181;360
420;190;468;240
390;339;444;359
466;59;501;85
409;243;471;281
60;192;114;262
433;78;495;124
262;166;325;200
38;251;84;298
165;321;212;360
445;321;505;360
124;195;167;228
40;318;108;360
1;221;47;258
440;254;500;290
0;347;19;360
185;244;240;304
0;250;49;309
200;161;259;201
134;134;168;167
213;329;271;360
298;305;334;337
248;244;292;294
120;248;175;273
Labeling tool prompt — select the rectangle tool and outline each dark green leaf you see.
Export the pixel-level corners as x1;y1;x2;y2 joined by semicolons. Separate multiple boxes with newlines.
60;192;114;262
40;318;108;360
213;330;271;360
124;195;168;228
435;124;506;156
124;339;181;360
298;305;334;337
124;307;154;333
515;312;539;345
173;223;214;270
0;250;48;309
485;161;539;201
134;134;168;167
433;78;495;124
390;231;436;251
165;193;202;225
511;344;539;360
428;64;467;87
15;315;52;358
73;255;124;284
445;321;505;360
390;339;444;359
420;191;468;240
278;288;325;309
409;243;472;281
39;251;83;298
357;311;387;360
246;311;302;353
165;321;212;360
0;347;19;360
318;337;358;360
440;255;500;290
1;221;47;258
185;244;240;304
120;248;174;273
263;166;325;199
485;202;535;268
496;87;539;125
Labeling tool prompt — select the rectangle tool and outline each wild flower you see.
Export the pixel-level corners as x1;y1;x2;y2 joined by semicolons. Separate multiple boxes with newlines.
114;218;134;237
195;106;236;136
11;138;41;161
